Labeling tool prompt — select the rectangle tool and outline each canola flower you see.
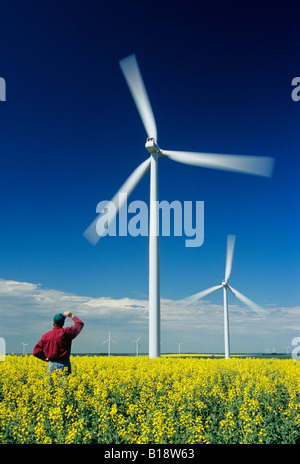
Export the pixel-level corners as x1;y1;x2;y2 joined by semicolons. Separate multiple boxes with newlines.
0;355;300;444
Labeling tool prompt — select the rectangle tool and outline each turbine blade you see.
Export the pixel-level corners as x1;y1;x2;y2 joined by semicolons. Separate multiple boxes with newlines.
83;157;151;245
161;150;274;178
185;284;223;304
228;285;266;317
119;54;157;140
225;235;236;282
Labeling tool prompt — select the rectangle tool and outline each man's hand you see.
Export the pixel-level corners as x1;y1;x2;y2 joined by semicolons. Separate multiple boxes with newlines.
64;311;73;318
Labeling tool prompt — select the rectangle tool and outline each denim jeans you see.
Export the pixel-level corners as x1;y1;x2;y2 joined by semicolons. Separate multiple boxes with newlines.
47;359;71;375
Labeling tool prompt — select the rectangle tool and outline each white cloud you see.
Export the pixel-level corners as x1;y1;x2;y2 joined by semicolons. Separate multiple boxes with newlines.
0;278;299;354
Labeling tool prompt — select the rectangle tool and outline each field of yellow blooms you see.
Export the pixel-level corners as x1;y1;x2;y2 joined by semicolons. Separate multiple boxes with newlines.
0;355;300;444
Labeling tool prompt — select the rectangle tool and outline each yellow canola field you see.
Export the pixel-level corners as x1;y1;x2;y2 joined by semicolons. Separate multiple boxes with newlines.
0;355;300;444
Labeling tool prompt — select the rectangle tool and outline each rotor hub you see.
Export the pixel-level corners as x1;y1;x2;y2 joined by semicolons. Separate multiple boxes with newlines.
145;137;161;155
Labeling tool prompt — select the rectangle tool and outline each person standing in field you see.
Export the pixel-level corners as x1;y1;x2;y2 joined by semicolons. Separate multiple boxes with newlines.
33;311;84;374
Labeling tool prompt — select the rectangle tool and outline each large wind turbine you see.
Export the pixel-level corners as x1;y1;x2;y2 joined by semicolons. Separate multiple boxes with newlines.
83;54;274;359
186;235;266;359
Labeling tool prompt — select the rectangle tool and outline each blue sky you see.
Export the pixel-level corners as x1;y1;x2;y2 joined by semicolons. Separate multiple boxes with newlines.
0;0;299;355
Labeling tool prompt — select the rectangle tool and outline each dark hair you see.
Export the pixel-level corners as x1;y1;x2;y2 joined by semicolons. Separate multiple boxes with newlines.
53;322;64;327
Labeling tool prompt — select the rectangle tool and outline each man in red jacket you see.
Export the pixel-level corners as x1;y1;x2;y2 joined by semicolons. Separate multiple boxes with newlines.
33;311;84;374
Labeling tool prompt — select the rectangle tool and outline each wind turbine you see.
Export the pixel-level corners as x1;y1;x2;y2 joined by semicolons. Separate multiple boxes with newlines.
132;336;141;357
102;331;117;357
284;345;289;355
83;54;275;359
177;342;182;355
22;342;28;356
186;235;266;360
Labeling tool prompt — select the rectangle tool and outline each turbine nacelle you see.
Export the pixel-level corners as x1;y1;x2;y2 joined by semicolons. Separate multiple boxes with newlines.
222;280;228;287
145;137;161;155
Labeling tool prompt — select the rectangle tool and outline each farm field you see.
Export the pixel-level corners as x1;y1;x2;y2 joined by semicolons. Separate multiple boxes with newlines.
0;355;299;444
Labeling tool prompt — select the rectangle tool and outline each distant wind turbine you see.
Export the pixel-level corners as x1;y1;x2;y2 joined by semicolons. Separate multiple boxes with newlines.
22;342;28;356
102;331;117;357
284;345;289;355
186;235;267;360
132;336;141;357
83;54;275;359
177;342;182;355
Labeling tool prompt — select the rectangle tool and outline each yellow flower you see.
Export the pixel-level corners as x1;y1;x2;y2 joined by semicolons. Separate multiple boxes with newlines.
1;355;300;444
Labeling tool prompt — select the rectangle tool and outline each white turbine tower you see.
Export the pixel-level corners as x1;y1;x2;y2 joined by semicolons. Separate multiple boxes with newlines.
186;235;266;360
102;331;117;357
83;54;274;359
22;342;28;356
